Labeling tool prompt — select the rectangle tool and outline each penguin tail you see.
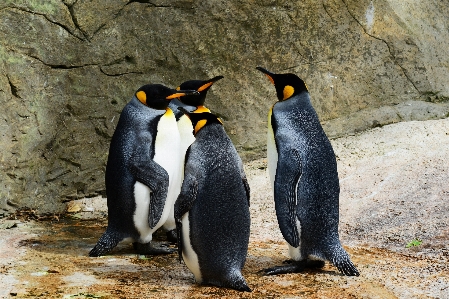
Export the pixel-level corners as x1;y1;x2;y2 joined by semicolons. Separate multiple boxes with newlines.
329;246;360;276
232;280;252;292
217;270;252;292
89;230;121;257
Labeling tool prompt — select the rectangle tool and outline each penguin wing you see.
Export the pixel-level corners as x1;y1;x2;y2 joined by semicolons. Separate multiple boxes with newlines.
238;158;251;206
273;148;302;248
130;156;169;229
174;173;198;263
242;176;250;207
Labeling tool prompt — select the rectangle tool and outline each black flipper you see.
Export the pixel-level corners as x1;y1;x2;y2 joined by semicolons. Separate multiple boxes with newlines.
263;259;325;275
130;157;169;229
242;176;251;207
238;160;251;206
273;148;302;247
89;230;122;257
174;173;198;263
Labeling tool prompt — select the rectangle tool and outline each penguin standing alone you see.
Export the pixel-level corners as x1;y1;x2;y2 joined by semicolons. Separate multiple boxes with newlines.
162;76;224;242
256;67;359;276
174;108;251;292
89;84;198;257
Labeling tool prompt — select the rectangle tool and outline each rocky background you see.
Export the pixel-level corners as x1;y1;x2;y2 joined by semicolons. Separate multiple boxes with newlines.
1;0;448;214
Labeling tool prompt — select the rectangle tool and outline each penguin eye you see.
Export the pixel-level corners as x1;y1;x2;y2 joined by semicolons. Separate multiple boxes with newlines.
136;91;147;105
283;85;295;100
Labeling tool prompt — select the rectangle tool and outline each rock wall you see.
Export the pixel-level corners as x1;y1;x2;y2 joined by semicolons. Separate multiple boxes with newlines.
1;0;448;214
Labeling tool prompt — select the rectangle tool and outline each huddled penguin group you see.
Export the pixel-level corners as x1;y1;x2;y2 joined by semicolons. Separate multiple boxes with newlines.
90;68;359;292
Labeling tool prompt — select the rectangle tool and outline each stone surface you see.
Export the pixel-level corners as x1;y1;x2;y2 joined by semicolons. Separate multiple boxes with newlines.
0;0;448;213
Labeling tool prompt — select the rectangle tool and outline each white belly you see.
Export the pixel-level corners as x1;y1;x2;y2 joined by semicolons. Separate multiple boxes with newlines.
162;114;195;231
134;109;181;242
267;108;278;191
181;212;202;282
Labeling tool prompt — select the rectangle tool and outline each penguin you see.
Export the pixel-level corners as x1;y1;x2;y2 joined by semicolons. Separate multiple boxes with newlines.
256;66;360;276
162;76;224;243
168;75;224;119
89;84;199;257
174;107;252;292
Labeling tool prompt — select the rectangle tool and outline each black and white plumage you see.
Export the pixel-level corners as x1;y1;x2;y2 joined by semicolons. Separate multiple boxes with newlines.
89;84;198;257
174;108;251;292
162;76;224;243
256;67;359;276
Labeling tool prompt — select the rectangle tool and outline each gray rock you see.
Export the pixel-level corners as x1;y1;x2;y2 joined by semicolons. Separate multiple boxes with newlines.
0;0;448;214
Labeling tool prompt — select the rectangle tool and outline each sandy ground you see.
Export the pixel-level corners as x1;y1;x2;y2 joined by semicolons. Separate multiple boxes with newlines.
1;118;448;299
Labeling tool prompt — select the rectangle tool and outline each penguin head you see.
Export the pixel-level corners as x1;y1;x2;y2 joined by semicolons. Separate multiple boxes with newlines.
256;67;308;101
176;76;224;106
135;84;199;110
178;107;223;135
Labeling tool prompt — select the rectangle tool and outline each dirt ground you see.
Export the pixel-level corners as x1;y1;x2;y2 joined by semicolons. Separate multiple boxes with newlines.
1;118;448;299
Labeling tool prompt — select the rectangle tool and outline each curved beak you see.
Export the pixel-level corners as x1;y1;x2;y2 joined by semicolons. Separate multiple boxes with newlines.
166;90;199;100
197;76;224;92
256;66;275;85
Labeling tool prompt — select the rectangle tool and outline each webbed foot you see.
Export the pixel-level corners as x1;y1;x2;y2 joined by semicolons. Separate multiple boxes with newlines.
263;259;325;275
165;229;177;244
133;241;176;255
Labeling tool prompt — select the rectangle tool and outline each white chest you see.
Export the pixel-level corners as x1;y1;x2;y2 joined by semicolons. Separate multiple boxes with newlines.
181;212;202;282
267;109;278;191
133;109;181;242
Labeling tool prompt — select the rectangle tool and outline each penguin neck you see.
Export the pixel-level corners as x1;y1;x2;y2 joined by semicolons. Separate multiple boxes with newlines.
129;97;167;117
193;122;222;137
274;92;315;113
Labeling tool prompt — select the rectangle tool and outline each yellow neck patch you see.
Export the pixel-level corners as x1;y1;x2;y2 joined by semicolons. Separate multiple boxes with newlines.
197;81;214;92
136;90;146;105
194;105;211;113
194;119;207;134
165;107;174;116
283;85;294;100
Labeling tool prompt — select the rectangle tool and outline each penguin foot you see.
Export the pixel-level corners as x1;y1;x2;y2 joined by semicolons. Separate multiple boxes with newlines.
334;258;360;276
89;231;121;257
133;241;176;255
165;229;178;244
329;246;360;276
263;259;325;275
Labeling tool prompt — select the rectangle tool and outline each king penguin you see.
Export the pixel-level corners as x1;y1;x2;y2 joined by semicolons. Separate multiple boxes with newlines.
162;76;224;243
89;84;199;257
256;67;359;276
174;108;252;292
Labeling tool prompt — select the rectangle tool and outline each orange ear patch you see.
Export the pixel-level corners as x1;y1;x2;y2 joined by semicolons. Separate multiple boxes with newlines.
136;91;146;105
283;85;294;100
